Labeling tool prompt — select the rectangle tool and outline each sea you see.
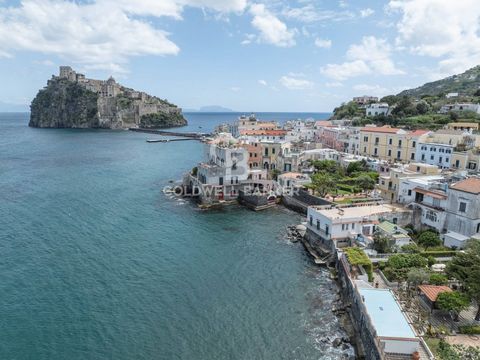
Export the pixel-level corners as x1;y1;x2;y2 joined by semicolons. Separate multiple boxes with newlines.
0;112;354;360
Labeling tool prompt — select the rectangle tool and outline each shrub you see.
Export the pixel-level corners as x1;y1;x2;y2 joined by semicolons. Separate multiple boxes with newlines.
429;273;448;285
387;253;428;269
417;231;442;248
344;247;373;282
459;325;480;334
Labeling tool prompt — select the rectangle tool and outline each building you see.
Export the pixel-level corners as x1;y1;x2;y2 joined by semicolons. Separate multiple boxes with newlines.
365;103;389;117
231;114;278;137
415;142;454;169
240;129;287;142
411;182;448;232
378;163;441;203
446;122;479;132
444;177;480;248
440;103;480;114
353;95;378;105
277;172;311;191
306;203;412;251
358;288;420;356
418;285;452;310
376;221;412;248
359;126;428;163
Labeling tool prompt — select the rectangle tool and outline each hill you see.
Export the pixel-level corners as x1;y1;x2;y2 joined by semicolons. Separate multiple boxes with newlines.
398;65;480;97
29;66;187;129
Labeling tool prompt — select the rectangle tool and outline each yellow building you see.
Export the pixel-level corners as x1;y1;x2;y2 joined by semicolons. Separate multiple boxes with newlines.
359;126;429;163
446;122;479;132
378;163;441;203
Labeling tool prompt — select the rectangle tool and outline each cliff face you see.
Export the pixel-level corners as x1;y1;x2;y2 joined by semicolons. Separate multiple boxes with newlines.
29;68;187;129
30;79;100;128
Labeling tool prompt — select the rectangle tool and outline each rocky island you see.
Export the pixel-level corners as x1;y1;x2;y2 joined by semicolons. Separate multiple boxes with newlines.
29;66;187;129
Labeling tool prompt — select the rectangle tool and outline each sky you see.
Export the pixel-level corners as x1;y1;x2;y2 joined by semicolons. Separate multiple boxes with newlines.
0;0;479;112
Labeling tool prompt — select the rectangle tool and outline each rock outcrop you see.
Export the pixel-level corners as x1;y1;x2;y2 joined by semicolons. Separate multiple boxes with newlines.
29;66;187;129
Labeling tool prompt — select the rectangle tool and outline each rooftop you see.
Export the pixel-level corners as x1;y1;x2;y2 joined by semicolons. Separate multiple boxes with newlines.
311;203;409;221
377;221;409;235
450;177;480;194
359;288;417;339
360;125;403;134
418;285;452;302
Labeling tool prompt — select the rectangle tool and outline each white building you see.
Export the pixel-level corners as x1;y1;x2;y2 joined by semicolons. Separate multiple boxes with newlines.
306;203;412;250
358;288;420;356
197;143;249;186
444;177;480;248
277;172;311;190
412;183;448;233
440;103;480;114
366;103;389;117
415;142;454;169
397;175;446;205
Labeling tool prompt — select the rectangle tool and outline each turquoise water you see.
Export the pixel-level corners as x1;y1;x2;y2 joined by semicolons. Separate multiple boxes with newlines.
0;112;351;360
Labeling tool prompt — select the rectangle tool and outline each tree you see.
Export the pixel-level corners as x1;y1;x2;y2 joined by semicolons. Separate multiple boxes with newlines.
417;231;442;248
355;174;375;192
401;243;420;253
407;268;429;288
310;159;339;174
447;240;480;320
430;273;448;285
346;160;368;175
436;291;470;322
373;232;392;254
416;101;429;115
310;173;336;197
474;89;480;97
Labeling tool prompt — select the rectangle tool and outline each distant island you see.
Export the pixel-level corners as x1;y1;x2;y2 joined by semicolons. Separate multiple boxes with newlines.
29;66;187;129
184;105;235;112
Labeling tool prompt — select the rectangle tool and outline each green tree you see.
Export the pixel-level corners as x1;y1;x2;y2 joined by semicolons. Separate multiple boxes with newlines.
447;240;480;320
387;253;428;269
310;159;339;174
373;232;392;254
417;231;442;248
310;173;336;197
355;174;376;192
430;273;448;285
401;243;420;253
407;268;429;288
474;89;480;97
436;291;470;322
346;160;368;175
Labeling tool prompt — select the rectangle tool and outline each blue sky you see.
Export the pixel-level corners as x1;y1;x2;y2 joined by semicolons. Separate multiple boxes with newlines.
0;0;479;112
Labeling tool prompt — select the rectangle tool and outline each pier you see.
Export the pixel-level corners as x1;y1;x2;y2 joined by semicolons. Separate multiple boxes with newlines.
129;128;211;139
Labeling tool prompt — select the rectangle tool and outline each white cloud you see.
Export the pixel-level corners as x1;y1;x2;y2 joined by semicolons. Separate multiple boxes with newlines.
282;4;354;23
325;81;343;88
258;79;268;86
249;4;296;47
279;74;313;90
314;38;332;48
321;36;404;80
0;0;247;72
338;1;348;9
360;8;374;17
388;0;480;77
230;86;241;92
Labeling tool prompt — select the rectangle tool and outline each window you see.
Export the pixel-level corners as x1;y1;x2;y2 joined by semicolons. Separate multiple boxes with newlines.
411;153;415;160
388;149;392;156
439;156;443;163
389;138;392;145
408;189;412;196
325;225;329;236
363;136;368;142
477;223;480;233
397;151;401;159
346;224;349;230
398;140;402;146
412;141;416;147
459;202;467;213
375;137;379;144
342;224;345;230
455;160;460;168
272;148;276;154
363;146;367;153
425;210;437;222
352;223;355;229
374;148;378;155
430;155;434;160
265;148;269;156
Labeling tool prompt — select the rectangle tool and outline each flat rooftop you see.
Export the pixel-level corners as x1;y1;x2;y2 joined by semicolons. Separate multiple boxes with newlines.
311;204;409;220
359;288;416;339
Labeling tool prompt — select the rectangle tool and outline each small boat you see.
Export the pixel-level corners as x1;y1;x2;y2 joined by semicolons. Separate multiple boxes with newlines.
146;139;169;143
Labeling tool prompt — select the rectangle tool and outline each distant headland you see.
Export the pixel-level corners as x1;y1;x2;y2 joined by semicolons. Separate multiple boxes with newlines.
29;66;187;129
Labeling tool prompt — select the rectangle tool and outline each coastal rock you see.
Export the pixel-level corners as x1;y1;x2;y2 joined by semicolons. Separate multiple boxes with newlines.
29;66;187;129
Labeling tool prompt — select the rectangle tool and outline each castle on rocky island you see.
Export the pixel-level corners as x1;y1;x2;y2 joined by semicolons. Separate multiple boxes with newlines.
30;66;186;129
